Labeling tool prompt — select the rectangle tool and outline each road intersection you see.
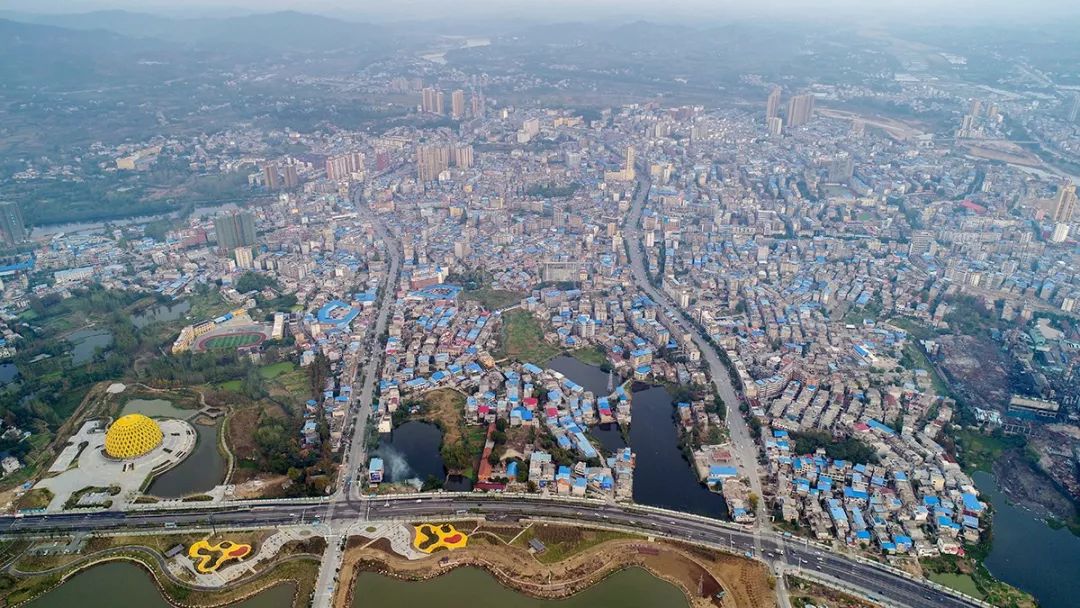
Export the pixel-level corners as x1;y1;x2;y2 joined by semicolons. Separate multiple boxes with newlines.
0;493;982;608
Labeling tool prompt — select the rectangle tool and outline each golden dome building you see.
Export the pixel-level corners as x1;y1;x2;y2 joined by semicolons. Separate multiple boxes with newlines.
105;414;164;459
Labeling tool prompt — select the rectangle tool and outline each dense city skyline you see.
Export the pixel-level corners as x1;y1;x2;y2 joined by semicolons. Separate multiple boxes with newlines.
0;4;1078;608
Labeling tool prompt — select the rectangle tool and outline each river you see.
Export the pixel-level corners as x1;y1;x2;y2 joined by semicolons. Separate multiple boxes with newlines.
419;36;491;64
975;471;1080;608
26;561;294;608
351;566;687;608
146;420;226;498
546;359;727;518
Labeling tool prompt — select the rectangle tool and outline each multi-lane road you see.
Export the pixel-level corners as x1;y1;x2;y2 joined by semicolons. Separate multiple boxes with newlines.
0;494;979;608
0;169;983;608
312;190;402;606
339;189;402;500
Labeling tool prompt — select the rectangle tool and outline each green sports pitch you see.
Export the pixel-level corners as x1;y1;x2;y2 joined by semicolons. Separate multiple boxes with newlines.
200;332;265;350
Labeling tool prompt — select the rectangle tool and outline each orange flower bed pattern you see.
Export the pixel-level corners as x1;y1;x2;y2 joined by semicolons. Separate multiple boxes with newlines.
188;539;253;573
413;523;469;553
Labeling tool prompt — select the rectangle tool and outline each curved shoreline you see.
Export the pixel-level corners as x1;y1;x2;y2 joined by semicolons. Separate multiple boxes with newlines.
335;537;744;608
219;407;237;486
349;562;690;606
11;548;314;608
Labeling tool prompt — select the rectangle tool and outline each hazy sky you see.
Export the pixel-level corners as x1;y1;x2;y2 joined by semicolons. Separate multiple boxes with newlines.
5;0;1080;24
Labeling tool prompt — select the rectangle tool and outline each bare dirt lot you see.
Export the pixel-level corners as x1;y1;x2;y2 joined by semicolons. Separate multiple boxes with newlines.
414;388;467;447
937;335;1011;410
994;450;1078;521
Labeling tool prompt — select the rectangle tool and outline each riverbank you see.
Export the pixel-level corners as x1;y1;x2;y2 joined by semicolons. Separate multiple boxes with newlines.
332;522;773;608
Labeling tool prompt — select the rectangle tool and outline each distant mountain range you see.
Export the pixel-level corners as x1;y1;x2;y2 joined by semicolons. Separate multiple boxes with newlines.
0;18;181;89
0;10;407;91
0;10;391;53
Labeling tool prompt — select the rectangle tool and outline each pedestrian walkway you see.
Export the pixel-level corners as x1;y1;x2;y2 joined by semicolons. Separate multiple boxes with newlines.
166;526;319;587
356;522;425;560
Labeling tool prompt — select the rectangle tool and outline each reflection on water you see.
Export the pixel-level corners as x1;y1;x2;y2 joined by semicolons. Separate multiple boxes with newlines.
630;386;727;518
352;566;687;608
131;300;191;328
122;398;195;420
67;328;114;365
27;562;294;608
546;355;619;397
975;471;1080;608
537;357;726;519
147;421;225;498
374;421;473;491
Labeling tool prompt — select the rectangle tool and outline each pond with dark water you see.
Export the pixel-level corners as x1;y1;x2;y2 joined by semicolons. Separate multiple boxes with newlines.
374;420;472;491
547;360;727;519
546;355;620;396
0;362;18;385
146;420;226;498
27;561;294;608
67;328;113;365
131;300;192;328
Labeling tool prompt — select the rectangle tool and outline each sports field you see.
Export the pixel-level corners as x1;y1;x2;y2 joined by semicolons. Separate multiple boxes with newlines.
199;332;265;350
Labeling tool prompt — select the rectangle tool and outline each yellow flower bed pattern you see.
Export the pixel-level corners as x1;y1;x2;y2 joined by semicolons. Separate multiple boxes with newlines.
413;523;468;553
188;539;253;573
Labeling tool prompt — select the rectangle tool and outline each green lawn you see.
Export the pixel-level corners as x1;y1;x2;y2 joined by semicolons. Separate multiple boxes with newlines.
259;361;295;379
187;290;232;322
498;310;562;363
889;316;940;341
219;380;243;392
512;527;635;564
929;572;984;600
569;346;606;367
903;342;950;396
954;429;1025;473
202;332;263;350
272;367;310;395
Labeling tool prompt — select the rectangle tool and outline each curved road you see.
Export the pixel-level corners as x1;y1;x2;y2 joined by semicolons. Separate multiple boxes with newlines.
622;168;768;525
0;170;983;608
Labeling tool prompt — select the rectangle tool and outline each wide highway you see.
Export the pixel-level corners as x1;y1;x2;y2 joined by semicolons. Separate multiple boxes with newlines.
339;187;402;501
312;188;402;607
0;169;982;608
0;494;979;608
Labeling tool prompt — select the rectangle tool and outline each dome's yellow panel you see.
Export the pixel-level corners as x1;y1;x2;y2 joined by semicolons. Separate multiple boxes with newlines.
105;414;163;459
